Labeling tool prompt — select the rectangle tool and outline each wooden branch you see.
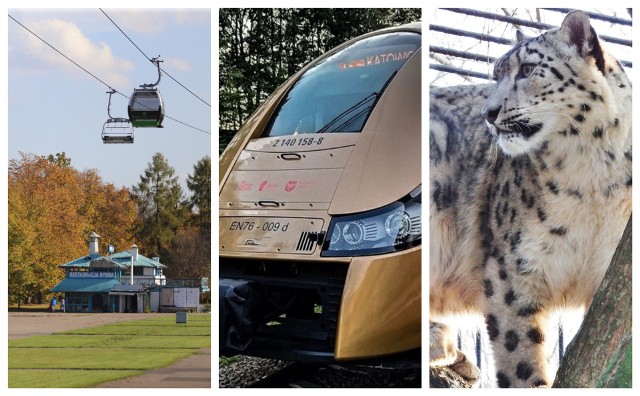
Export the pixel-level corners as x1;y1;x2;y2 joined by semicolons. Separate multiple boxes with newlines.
553;216;632;388
430;366;473;388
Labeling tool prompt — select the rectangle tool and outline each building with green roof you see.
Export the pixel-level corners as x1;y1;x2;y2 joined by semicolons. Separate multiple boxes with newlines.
50;232;167;313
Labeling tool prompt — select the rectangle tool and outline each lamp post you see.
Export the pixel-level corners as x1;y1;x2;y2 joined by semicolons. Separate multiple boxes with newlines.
130;244;138;285
17;269;22;311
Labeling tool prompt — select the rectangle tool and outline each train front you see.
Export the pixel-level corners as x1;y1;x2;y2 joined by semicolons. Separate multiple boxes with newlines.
219;23;421;363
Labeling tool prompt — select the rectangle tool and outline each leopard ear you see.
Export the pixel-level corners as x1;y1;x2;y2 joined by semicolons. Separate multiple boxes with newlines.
559;10;606;74
516;30;527;43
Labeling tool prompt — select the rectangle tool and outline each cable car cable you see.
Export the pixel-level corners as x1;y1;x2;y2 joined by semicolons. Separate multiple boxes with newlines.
99;8;211;108
164;115;210;134
9;15;117;93
8;14;210;135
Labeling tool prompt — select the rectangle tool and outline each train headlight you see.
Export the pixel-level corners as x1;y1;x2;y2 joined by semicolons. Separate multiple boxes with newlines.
343;221;365;245
385;211;411;239
322;186;421;256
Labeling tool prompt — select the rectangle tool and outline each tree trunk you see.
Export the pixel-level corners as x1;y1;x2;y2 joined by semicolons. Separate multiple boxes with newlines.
553;216;632;388
430;366;473;388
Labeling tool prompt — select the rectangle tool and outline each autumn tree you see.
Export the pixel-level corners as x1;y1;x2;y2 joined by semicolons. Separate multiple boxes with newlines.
96;183;137;252
166;228;210;279
8;152;136;305
132;152;186;258
8;181;38;305
8;153;85;303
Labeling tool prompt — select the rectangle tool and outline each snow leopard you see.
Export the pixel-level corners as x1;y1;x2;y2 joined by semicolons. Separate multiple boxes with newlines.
429;10;631;387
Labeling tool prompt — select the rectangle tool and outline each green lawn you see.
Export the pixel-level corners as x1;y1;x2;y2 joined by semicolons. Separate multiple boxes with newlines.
9;314;211;388
10;348;196;369
61;322;210;336
10;334;209;349
9;369;146;388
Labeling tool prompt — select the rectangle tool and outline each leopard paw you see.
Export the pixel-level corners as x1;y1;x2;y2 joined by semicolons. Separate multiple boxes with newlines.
430;321;480;386
450;350;480;384
430;321;458;366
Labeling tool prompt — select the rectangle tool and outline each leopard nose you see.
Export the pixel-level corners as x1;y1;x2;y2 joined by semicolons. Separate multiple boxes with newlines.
483;105;502;124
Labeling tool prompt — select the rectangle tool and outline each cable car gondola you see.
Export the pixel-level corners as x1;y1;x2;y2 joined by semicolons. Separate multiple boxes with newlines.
128;57;165;128
102;89;134;144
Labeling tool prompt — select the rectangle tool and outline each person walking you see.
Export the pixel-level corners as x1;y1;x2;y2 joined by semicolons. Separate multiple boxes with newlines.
60;297;66;313
51;296;57;313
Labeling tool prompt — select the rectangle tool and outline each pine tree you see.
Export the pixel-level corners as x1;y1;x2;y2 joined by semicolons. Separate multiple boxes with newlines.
186;155;211;231
132;152;185;256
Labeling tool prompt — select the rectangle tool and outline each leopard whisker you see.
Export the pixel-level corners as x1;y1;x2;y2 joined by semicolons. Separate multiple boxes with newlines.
513;110;586;135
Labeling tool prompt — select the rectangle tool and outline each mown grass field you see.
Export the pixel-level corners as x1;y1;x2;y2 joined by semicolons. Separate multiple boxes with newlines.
9;314;211;388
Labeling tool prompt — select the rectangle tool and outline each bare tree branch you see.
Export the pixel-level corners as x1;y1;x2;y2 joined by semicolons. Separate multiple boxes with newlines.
429;52;454;67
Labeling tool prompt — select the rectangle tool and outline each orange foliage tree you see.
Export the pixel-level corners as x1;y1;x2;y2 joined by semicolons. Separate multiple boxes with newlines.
8;153;136;304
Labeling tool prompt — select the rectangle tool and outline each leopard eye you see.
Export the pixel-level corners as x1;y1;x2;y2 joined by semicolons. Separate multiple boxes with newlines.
518;63;535;79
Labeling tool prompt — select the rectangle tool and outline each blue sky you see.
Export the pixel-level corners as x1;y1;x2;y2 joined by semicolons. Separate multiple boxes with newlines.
7;8;211;193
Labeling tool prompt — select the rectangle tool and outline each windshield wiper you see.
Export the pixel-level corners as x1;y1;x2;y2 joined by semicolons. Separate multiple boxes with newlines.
315;70;398;133
315;93;377;133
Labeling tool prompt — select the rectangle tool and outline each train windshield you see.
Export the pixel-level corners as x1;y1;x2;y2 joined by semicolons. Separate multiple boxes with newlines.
263;31;420;137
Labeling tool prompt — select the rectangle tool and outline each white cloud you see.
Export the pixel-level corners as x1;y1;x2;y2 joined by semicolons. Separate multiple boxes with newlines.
172;9;211;26
164;58;191;72
103;9;209;35
12;18;133;88
104;9;167;35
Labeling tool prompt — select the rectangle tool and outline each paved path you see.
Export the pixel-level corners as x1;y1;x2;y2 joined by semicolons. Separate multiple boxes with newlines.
8;312;211;388
100;348;211;388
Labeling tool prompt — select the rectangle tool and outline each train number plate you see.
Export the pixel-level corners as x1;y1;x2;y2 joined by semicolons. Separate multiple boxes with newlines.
220;217;324;254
